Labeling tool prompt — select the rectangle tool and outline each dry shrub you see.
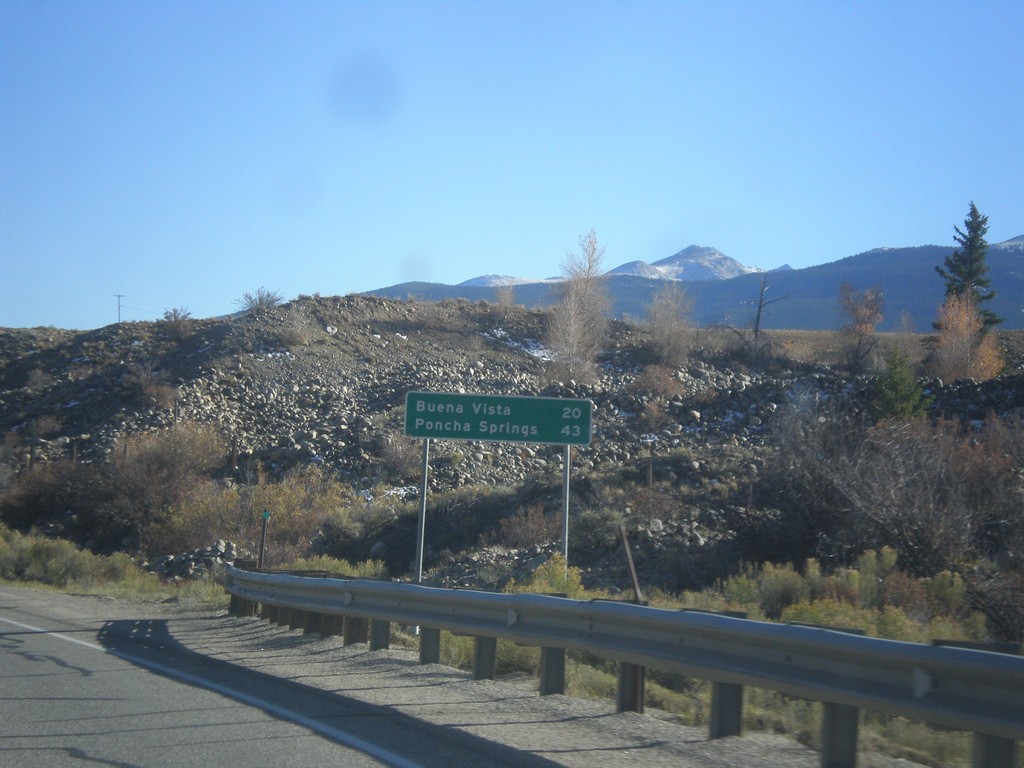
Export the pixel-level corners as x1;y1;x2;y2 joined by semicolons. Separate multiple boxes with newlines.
838;282;883;372
761;407;1023;572
28;415;63;439
492;502;561;548
928;293;1003;381
380;434;421;481
144;383;179;410
25;368;52;391
759;405;1024;638
277;313;315;347
146;480;238;556
237;287;282;314
639;400;671;432
161;307;194;342
234;465;354;565
108;423;226;554
633;364;684;398
0;460;111;537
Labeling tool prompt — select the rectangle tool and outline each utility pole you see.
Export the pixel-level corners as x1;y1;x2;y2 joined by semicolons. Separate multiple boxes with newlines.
114;294;125;323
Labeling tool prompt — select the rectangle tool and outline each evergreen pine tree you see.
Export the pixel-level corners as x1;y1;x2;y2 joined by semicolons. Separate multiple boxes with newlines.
935;202;1002;330
870;350;931;420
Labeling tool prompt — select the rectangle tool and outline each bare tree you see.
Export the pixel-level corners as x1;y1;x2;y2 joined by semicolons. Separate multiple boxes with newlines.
645;281;693;366
492;282;517;325
727;273;785;365
928;292;1003;382
547;229;609;382
838;282;884;372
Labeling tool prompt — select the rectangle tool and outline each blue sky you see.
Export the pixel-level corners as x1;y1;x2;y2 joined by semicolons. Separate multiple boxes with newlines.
2;0;1022;330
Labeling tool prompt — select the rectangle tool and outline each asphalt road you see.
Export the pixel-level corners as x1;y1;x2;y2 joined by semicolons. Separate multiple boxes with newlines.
0;587;419;767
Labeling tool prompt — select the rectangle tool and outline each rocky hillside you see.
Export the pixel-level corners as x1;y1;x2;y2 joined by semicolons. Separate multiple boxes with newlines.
2;295;1024;590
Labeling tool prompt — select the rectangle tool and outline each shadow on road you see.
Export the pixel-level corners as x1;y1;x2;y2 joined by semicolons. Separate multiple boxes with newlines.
97;618;566;768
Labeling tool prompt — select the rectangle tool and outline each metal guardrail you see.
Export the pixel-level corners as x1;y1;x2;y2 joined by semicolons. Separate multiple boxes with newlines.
224;567;1023;768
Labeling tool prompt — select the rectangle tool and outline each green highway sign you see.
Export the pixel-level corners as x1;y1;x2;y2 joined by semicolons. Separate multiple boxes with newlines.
405;391;592;446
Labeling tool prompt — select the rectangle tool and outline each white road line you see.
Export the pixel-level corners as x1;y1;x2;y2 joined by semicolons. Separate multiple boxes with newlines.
0;614;425;768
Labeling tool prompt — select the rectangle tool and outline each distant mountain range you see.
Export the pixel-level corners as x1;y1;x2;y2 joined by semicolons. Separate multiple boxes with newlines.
368;238;1024;332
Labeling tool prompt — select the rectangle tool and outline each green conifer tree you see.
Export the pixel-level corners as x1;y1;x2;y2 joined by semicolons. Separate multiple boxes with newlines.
870;350;931;420
935;202;1002;330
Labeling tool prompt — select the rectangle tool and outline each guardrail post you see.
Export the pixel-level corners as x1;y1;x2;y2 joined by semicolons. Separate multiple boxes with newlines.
687;609;747;738
821;702;859;768
539;646;566;695
419;627;441;664
788;621;864;768
321;614;344;639
228;594;257;617
288;609;307;631
933;639;1021;768
617;662;645;713
473;636;498;680
709;681;744;738
304;612;322;635
972;733;1017;768
370;619;391;650
343;617;369;645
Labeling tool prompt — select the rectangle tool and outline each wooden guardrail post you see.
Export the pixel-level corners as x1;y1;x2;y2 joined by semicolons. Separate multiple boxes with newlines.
472;636;498;680
933;639;1021;768
539;646;566;695
419;627;441;664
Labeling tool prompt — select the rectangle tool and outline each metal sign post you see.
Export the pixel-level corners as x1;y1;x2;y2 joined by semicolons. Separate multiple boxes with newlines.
415;439;430;584
404;392;593;580
257;509;270;569
562;445;571;561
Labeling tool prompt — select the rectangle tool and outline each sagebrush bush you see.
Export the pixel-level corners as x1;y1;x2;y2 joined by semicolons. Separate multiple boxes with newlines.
0;525;153;590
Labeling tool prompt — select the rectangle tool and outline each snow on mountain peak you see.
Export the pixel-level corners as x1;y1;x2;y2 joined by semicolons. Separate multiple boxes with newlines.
463;245;762;286
609;245;761;281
